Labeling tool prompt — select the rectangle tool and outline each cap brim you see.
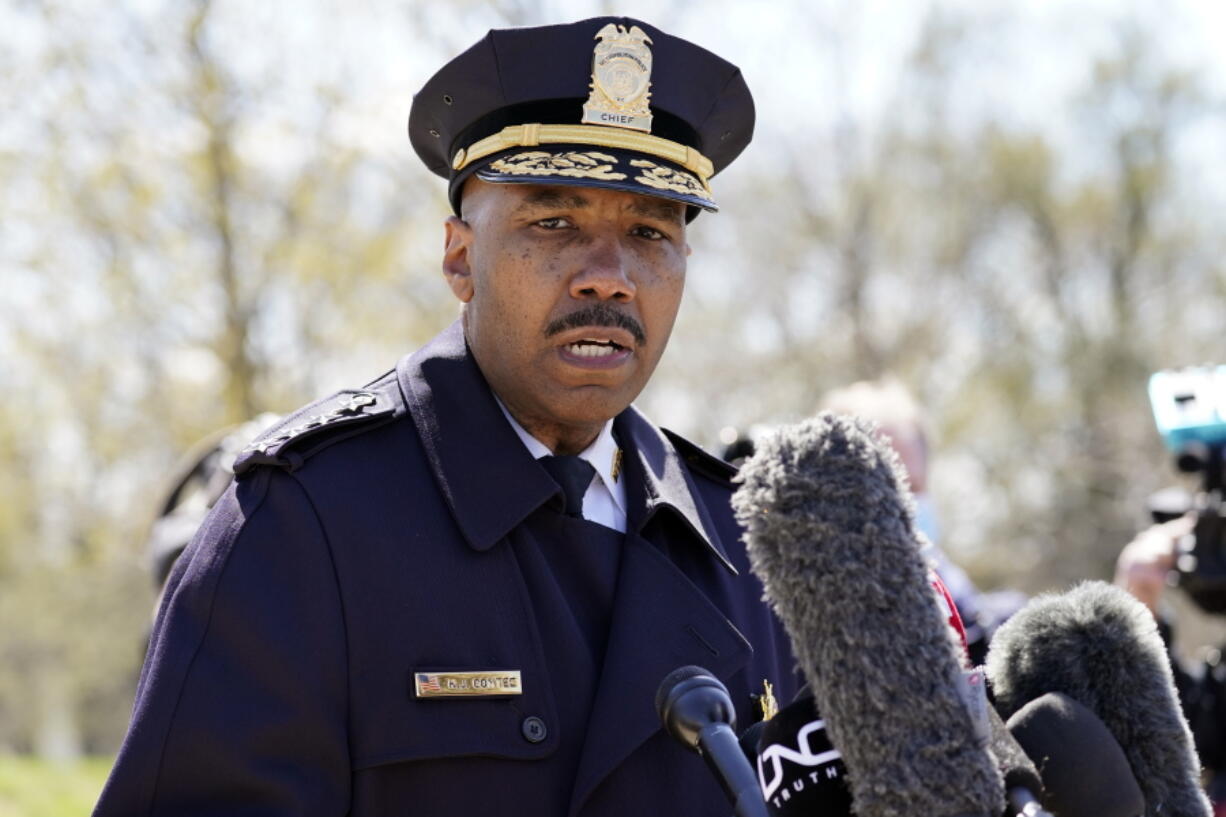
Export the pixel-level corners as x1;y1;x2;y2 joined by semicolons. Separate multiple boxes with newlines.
465;145;718;214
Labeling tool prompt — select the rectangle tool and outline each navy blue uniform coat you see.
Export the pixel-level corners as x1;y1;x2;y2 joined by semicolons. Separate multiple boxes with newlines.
94;322;798;816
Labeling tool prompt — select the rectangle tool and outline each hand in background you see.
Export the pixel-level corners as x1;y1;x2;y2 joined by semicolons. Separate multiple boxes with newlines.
1114;514;1197;614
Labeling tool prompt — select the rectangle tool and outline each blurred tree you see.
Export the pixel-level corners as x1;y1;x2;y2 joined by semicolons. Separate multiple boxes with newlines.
0;0;454;755
939;21;1212;590
646;6;1226;604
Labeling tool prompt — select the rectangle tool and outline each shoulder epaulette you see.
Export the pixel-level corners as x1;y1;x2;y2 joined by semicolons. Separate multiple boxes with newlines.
662;428;739;487
233;375;400;476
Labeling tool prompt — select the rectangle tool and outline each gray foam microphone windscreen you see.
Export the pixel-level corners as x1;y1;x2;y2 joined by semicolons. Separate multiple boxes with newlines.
987;581;1210;817
734;413;1002;817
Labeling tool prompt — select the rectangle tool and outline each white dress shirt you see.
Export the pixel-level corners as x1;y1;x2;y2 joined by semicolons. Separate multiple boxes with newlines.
496;399;628;533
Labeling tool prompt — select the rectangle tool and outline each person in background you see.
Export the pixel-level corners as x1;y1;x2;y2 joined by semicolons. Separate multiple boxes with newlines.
1115;514;1226;810
818;377;1025;665
145;414;280;598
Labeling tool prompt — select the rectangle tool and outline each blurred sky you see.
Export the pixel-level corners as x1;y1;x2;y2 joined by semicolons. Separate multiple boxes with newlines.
240;0;1226;186
12;0;1222;182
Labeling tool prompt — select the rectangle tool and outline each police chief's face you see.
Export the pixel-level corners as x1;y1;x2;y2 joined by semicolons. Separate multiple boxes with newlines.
443;180;689;446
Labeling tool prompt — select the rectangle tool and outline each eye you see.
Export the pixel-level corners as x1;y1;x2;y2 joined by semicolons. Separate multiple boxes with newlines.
631;225;668;241
534;216;574;230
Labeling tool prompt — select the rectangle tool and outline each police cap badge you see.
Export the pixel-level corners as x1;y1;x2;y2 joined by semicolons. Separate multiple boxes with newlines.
408;17;755;219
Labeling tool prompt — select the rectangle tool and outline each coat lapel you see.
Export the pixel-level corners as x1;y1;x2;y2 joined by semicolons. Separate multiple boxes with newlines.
397;320;560;551
567;411;751;817
621;407;738;575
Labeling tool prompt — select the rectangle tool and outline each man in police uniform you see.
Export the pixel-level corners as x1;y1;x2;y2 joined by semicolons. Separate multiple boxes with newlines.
94;17;797;817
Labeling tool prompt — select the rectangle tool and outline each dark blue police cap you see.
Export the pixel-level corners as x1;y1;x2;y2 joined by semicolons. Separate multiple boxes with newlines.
409;17;754;218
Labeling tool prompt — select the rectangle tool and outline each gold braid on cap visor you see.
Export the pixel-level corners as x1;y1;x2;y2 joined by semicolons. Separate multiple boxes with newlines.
452;123;715;188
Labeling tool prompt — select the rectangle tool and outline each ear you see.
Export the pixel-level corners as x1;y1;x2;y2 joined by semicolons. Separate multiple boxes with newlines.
442;216;475;303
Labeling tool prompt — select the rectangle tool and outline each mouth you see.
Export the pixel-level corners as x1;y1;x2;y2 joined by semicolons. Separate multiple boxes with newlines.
564;338;627;358
555;329;636;370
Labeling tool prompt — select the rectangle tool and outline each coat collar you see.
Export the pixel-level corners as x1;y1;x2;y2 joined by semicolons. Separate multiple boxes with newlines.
614;408;737;575
397;321;735;574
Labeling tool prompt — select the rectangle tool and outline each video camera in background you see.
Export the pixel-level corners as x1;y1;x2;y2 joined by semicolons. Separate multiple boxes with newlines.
1149;366;1226;613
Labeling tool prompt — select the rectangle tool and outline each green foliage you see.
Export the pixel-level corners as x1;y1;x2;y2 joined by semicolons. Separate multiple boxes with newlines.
1;0;453;756
0;756;110;817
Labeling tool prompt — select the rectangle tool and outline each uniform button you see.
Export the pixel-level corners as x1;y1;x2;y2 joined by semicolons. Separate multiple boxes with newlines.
521;716;547;743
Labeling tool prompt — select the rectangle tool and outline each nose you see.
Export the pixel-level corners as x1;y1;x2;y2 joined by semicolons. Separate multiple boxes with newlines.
569;233;637;302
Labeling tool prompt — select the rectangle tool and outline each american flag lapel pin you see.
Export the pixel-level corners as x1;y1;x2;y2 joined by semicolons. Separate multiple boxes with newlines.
413;670;523;699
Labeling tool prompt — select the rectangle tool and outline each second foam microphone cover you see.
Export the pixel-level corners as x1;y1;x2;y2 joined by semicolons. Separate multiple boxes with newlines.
987;581;1210;817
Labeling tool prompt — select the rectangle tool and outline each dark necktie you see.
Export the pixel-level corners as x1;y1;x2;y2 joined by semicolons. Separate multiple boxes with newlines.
538;455;596;518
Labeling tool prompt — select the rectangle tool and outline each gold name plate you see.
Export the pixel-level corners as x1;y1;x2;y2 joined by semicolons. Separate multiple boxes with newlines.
414;670;523;698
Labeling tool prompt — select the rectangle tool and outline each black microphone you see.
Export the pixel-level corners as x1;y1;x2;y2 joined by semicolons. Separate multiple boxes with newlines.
986;580;1211;817
1005;691;1144;817
733;413;1003;817
748;685;1052;817
752;687;853;815
985;702;1048;817
656;665;770;817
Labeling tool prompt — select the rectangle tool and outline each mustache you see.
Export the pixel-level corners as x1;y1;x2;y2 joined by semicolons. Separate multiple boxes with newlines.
545;303;646;345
